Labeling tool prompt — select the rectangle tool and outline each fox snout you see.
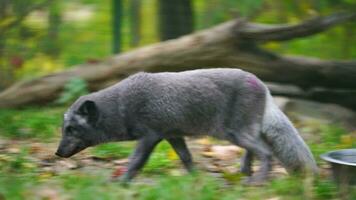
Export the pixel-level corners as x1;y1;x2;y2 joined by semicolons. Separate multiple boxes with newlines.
55;137;87;158
55;149;71;158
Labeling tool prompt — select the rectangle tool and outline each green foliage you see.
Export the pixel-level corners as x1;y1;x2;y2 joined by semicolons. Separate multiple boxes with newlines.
138;174;220;200
269;176;304;196
56;77;89;105
0;147;34;173
91;141;177;173
143;141;177;174
0;148;38;200
60;173;128;200
0;107;64;139
2;0;356;86
313;178;338;199
309;125;355;164
91;142;133;159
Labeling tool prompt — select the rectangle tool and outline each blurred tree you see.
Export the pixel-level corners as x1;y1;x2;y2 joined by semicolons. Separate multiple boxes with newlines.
158;0;194;40
315;0;356;59
112;0;122;53
129;0;141;47
0;0;52;90
43;0;61;57
2;13;356;109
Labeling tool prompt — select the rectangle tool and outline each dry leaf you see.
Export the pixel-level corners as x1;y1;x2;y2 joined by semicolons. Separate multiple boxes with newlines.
37;188;61;200
8;147;20;154
113;158;129;165
202;145;242;160
167;149;178;160
111;166;127;178
29;143;43;154
58;160;78;169
195;138;212;145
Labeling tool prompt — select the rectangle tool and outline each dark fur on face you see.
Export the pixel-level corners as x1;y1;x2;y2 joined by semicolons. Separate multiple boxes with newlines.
55;100;101;158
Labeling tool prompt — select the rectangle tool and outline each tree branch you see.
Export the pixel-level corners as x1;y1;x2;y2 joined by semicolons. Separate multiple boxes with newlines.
267;82;356;111
0;12;355;109
238;12;356;41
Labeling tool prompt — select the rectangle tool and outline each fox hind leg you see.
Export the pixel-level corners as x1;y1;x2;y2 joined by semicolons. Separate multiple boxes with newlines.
240;150;254;176
227;127;272;185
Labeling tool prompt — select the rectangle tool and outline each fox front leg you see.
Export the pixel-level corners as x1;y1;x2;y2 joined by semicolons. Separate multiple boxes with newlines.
167;137;194;172
119;134;162;182
240;150;254;176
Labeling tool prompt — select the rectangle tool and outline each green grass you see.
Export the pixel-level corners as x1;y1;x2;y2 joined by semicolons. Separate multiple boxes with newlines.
0;107;65;139
91;142;133;159
1;106;356;199
143;141;178;174
1;171;353;200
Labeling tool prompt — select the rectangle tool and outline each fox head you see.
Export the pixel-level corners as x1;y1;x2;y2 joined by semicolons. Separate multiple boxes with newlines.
55;100;101;158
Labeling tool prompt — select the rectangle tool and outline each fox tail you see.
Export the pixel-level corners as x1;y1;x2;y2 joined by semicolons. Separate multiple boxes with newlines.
262;92;318;174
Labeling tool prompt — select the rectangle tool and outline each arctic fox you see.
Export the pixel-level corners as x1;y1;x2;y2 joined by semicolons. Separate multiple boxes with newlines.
55;68;318;184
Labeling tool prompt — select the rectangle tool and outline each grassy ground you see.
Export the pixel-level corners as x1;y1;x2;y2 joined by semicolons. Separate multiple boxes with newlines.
0;106;355;200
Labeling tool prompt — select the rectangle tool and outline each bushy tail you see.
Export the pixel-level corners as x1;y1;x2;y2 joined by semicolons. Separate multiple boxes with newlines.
262;92;318;175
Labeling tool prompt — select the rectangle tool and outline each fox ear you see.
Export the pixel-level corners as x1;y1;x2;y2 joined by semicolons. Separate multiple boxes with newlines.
78;100;99;124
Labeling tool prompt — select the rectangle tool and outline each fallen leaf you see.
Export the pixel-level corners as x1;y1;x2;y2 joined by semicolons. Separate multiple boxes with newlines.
169;169;183;176
272;166;288;175
340;135;353;147
266;197;280;200
223;166;238;174
167;149;178;160
113;158;129;165
205;164;221;172
8;147;20;154
0;154;11;162
39;172;54;180
37;187;61;200
111;166;127;178
202;145;241;160
195;138;212;145
201;151;215;158
58;160;78;169
29;143;43;154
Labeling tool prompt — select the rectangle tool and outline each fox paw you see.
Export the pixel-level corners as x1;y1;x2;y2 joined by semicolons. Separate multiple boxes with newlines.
242;176;268;186
240;165;252;176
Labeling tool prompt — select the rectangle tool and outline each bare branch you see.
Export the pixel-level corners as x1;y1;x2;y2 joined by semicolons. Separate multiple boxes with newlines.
0;11;355;108
238;12;356;41
267;82;356;111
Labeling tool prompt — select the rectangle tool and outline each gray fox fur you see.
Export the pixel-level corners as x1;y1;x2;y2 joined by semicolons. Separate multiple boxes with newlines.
55;68;318;184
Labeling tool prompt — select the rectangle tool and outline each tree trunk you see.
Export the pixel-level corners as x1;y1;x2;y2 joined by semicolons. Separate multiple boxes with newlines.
158;0;194;40
112;0;122;53
0;13;355;109
129;0;141;47
45;0;61;57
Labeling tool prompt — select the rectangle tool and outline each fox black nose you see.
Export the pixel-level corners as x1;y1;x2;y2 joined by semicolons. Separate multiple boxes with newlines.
55;150;63;157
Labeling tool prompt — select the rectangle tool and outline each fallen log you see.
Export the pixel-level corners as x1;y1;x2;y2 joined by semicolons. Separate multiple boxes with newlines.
267;83;356;111
0;12;355;109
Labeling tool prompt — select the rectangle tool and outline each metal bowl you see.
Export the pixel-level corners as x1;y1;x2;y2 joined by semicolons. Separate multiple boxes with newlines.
320;149;356;185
